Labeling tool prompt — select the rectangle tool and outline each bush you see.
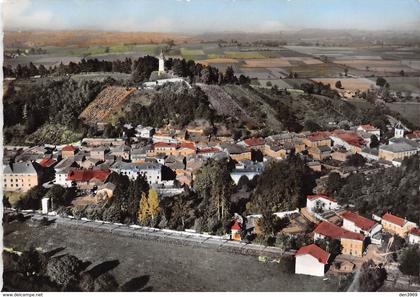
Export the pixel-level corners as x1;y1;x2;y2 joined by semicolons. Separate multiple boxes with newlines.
46;255;84;287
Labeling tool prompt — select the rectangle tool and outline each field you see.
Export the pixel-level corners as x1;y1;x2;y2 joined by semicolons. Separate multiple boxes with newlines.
312;78;377;92
4;221;341;292
367;76;420;94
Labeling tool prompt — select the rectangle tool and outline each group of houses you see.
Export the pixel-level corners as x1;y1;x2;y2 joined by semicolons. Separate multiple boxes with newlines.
3;121;419;197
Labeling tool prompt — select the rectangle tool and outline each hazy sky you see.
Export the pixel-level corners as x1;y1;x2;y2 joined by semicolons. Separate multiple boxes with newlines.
3;0;420;32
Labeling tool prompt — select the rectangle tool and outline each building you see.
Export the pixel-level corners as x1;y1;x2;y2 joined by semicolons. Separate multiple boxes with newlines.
306;194;340;214
89;146;109;161
381;213;418;237
239;137;265;150
3;162;39;192
339;211;381;237
330;130;366;153
158;50;166;75
82;138;125;147
308;145;331;161
314;221;365;257
231;221;241;241
135;125;155;139
378;143;418;162
408;228;420;245
61;145;79;158
54;158;78;187
109;145;130;160
304;131;332;148
220;143;251;161
176;142;196;156
153;142;178;156
357;124;381;140
295;244;330;277
67;169;110;190
331;148;352;162
230;161;264;184
111;161;163;185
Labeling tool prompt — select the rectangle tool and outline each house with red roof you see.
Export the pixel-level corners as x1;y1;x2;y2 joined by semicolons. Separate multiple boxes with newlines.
239;137;265;150
408;228;420;245
61;145;79;158
313;221;365;257
176;142;196;156
357;124;381;140
306;194;340;214
405;130;420;141
381;213;418;237
295;244;330;277
330;130;366;153
66;169;110;190
231;220;242;241
196;147;220;158
153;142;178;156
340;211;381;237
303;131;332;148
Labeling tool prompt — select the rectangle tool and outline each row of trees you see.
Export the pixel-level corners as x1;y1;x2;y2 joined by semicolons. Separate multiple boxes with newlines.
4;56;250;86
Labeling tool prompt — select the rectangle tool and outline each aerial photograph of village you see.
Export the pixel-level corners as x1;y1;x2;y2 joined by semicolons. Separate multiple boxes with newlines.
1;0;420;294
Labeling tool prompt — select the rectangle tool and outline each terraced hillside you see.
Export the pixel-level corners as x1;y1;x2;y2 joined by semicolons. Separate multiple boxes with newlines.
79;86;136;125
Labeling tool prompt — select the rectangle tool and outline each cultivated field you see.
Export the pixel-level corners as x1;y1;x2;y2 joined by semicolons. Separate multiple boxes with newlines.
312;78;377;92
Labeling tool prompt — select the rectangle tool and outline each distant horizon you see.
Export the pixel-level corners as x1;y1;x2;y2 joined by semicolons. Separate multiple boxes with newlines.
3;0;420;33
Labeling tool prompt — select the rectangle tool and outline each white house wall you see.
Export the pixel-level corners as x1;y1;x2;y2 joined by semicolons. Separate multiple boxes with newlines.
295;254;325;277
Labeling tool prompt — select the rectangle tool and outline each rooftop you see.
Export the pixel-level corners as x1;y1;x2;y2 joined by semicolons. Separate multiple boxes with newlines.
382;213;406;227
314;221;364;241
307;194;337;203
295;244;330;264
340;211;376;232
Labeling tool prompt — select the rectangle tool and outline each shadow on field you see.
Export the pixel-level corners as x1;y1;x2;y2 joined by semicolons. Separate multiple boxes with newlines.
44;247;66;258
87;260;120;278
120;275;152;292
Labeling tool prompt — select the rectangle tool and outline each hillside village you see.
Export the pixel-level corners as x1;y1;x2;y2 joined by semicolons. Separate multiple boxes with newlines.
3;45;420;292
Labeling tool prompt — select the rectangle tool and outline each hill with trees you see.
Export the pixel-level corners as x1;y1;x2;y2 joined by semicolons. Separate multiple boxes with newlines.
330;154;420;223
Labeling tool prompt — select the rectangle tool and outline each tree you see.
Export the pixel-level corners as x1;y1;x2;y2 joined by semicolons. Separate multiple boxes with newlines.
335;80;343;89
345;153;366;167
138;192;148;223
148;188;159;220
46;255;83;287
18;185;47;210
399;245;420;277
370;135;380;148
46;185;66;209
400;70;405;77
344;67;348;77
358;260;387;291
326;172;343;196
376;77;387;88
303;119;322;132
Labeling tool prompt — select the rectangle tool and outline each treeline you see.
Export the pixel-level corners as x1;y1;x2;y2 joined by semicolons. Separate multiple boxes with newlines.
4;56;250;86
328;154;420;223
3;78;110;144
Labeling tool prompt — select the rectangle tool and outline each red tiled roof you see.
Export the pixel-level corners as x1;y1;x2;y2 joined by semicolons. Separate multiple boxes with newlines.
154;142;177;149
332;130;366;148
244;137;264;146
62;145;78;151
179;142;196;150
38;158;57;168
314;221;364;241
307;131;332;142
307;194;337;203
410;228;420;237
359;124;378;131
296;244;330;264
197;147;220;154
231;221;241;231
67;169;110;182
382;213;406;227
406;130;420;139
340;211;376;232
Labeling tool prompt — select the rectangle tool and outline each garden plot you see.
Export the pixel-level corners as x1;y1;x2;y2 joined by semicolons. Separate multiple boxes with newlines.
242;58;292;68
367;76;420;93
312;78;377;92
237;67;275;79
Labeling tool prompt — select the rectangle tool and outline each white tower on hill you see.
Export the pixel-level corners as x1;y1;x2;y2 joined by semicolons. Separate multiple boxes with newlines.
158;50;166;75
394;122;404;138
